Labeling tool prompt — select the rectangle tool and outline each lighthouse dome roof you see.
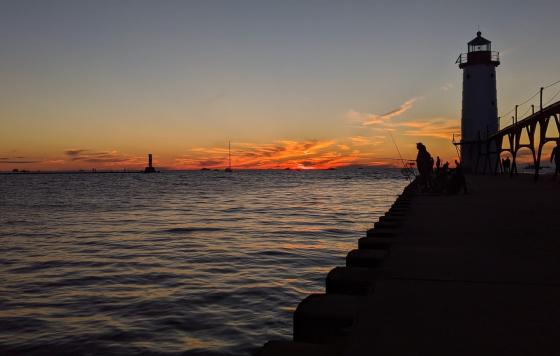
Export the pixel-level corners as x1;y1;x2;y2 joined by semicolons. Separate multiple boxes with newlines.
468;31;491;46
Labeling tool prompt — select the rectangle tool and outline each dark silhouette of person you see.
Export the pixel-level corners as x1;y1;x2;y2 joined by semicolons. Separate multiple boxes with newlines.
503;156;511;175
551;141;560;179
432;158;447;193
416;143;433;191
449;160;468;194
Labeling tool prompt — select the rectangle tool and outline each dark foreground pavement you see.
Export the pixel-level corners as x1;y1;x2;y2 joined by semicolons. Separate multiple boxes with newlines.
345;175;560;355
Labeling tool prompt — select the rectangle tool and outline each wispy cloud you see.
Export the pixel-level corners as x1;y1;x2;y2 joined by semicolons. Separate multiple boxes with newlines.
64;149;88;157
0;157;41;164
441;83;454;91
345;94;459;142
63;149;145;166
500;47;515;58
396;118;459;139
347;97;420;126
350;136;385;146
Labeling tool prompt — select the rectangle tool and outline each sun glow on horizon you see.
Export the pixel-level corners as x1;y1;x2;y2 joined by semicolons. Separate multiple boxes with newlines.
1;97;465;171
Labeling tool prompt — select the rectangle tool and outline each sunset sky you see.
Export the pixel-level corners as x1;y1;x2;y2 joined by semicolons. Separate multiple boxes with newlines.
1;0;560;170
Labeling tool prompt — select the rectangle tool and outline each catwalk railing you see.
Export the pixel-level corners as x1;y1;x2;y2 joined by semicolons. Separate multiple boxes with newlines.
455;80;560;178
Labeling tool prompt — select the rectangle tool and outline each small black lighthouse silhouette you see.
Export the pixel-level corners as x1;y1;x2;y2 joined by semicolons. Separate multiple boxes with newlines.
144;153;156;173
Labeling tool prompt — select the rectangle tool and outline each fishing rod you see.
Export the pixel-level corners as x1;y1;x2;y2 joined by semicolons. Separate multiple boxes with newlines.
387;131;417;180
388;131;406;168
452;133;461;163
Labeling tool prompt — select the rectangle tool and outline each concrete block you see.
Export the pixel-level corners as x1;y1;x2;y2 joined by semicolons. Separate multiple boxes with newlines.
395;196;411;203
389;207;409;214
374;221;402;229
293;294;365;346
379;215;404;223
391;202;410;209
384;211;407;218
366;228;397;238
326;266;379;295
255;340;337;356
346;249;388;268
358;237;394;250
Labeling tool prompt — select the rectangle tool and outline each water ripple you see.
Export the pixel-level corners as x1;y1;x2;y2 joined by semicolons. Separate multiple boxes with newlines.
0;169;407;355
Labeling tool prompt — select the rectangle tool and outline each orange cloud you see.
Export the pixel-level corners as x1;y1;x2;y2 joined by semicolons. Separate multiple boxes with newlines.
174;139;396;170
350;136;385;146
63;149;146;167
0;157;41;164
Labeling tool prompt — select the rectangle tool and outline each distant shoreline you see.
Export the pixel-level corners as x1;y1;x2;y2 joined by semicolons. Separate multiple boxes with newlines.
0;171;147;175
1;166;553;175
0;167;401;175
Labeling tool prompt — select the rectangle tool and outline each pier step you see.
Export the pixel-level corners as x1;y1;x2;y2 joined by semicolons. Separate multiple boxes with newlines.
390;204;409;210
326;267;379;295
358;237;394;250
388;207;409;215
366;228;397;238
346;249;388;268
293;294;366;347
374;221;402;229
385;210;407;217
256;340;337;356
379;215;404;223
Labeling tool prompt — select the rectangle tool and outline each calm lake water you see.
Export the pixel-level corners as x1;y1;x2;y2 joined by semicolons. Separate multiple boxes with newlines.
0;169;408;355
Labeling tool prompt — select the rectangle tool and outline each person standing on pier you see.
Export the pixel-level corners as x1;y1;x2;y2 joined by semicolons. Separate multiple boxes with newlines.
551;140;560;179
454;160;468;194
502;156;511;175
416;142;433;191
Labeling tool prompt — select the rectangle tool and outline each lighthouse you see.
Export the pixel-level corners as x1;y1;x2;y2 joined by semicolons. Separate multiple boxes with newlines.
457;31;500;172
144;153;156;173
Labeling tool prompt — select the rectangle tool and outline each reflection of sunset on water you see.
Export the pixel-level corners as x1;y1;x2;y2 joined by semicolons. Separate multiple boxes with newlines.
1;168;408;354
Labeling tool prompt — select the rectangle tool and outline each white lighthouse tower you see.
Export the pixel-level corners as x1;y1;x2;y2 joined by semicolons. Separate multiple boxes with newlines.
457;31;500;172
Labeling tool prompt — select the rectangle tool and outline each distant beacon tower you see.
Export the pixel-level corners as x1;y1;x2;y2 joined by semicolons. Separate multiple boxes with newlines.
456;31;500;172
144;153;156;173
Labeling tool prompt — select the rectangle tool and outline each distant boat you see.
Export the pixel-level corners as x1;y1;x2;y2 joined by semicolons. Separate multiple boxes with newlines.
225;141;233;172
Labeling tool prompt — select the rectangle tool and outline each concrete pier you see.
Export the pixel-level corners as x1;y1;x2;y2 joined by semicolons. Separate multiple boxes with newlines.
257;175;560;355
345;175;560;355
